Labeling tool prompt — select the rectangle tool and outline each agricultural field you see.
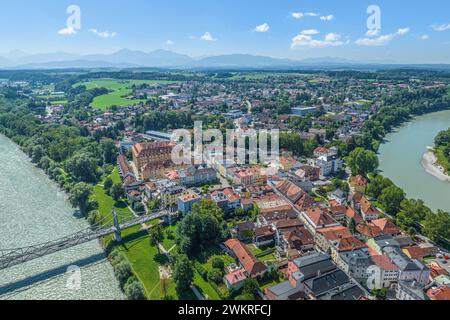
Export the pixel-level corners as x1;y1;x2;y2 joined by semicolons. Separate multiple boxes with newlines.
74;79;177;110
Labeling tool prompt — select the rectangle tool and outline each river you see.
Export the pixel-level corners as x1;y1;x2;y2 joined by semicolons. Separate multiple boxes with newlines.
378;109;450;212
0;134;123;300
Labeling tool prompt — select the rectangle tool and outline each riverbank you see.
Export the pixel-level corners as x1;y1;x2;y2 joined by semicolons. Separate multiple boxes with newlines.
421;148;450;183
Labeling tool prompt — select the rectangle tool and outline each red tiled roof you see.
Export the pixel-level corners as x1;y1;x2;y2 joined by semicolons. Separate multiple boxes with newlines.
345;206;364;224
317;225;353;241
224;269;247;285
371;255;399;271
350;175;368;187
427;286;450;300
370;218;401;235
356;223;383;238
336;236;367;252
224;239;267;276
306;207;337;227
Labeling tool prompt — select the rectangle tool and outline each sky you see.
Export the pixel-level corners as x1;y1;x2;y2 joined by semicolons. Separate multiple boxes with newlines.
0;0;449;63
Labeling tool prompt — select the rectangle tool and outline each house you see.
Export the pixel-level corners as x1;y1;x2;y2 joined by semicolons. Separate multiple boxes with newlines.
315;225;353;253
301;207;340;234
277;226;315;257
275;180;315;211
328;204;347;223
178;165;217;187
295;165;320;182
329;188;346;205
231;221;256;241
234;167;267;186
349;175;368;193
211;188;241;212
352;193;381;221
224;239;267;278
329;236;370;281
367;255;400;290
402;246;436;261
356;223;383;240
344;206;364;225
224;268;247;291
254;225;276;247
314;147;338;158
303;269;353;300
427;285;450;300
316;154;343;177
396;280;429;300
370;218;402;237
177;191;201;215
117;155;137;187
161;185;187;208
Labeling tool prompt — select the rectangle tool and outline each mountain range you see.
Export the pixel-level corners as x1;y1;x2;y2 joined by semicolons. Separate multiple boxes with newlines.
0;49;447;70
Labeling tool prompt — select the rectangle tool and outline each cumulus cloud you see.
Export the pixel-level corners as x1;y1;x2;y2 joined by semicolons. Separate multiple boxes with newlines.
58;27;77;36
356;28;409;46
300;29;320;35
291;12;319;19
432;24;450;31
255;23;270;33
200;32;217;42
320;15;335;21
291;31;344;48
89;29;117;38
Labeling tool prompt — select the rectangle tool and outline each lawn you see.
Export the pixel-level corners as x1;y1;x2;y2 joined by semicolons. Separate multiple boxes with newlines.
74;79;178;110
246;244;277;263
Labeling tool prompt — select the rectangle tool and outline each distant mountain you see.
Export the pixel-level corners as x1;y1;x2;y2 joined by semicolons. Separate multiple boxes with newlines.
0;49;449;70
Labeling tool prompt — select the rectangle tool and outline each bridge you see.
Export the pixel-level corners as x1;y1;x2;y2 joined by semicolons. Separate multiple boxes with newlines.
0;210;169;271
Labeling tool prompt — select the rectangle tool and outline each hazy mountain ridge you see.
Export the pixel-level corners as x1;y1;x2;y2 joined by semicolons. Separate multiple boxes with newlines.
0;49;448;70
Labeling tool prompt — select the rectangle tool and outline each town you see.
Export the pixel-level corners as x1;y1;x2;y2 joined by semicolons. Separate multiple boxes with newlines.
0;68;449;301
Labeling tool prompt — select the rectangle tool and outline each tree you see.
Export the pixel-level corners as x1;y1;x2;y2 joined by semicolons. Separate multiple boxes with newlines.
235;293;254;300
111;183;125;201
65;152;98;183
242;279;260;299
207;268;223;284
114;261;133;289
366;175;393;199
379;185;405;215
348;218;356;234
124;277;146;300
346;147;379;177
396;199;431;232
101;139;117;164
173;254;194;293
371;288;387;300
104;177;113;190
210;257;225;271
149;224;164;254
423;210;450;242
69;182;92;215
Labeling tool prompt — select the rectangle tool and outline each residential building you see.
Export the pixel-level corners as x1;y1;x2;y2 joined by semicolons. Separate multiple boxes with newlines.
224;268;247;291
178;165;217;187
177;191;201;215
132;141;176;180
367;255;400;290
224;239;267;278
302;207;341;234
396;280;429;300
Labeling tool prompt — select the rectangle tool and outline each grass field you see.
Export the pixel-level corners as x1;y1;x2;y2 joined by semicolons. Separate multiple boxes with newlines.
74;79;177;110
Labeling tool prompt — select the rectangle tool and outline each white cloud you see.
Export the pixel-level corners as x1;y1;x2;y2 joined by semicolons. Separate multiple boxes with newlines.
89;29;117;38
167;40;174;45
356;28;409;46
300;29;320;35
419;34;430;40
291;32;344;48
320;15;335;21
200;32;217;42
432;24;450;31
365;29;380;37
58;27;77;36
255;23;270;33
291;12;319;19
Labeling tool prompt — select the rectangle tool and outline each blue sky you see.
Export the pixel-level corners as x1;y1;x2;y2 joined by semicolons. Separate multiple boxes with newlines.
0;0;449;63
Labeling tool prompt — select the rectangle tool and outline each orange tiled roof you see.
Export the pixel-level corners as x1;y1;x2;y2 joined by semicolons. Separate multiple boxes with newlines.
427;286;450;300
371;255;399;271
317;225;352;241
224;239;267;276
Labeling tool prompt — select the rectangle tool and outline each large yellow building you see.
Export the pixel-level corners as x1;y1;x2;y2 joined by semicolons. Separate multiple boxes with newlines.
132;141;176;180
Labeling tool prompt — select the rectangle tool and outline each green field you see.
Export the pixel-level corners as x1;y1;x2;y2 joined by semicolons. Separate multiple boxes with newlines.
74;79;177;110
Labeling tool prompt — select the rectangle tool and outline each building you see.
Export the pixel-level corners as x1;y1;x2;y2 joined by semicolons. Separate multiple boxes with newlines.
302;207;341;235
224;239;267;278
295;165;320;182
224;268;247;291
427;285;450;300
349;175;368;193
117;154;137;187
367;255;400;290
132;141;176;180
234;167;267;186
370;218;402;237
352;193;381;221
396;280;429;300
160;184;187;208
291;106;317;117
211;188;241;212
316;154;343;177
231;221;256;241
177;191;201;215
254;225;276;247
314;225;353;252
179;165;217;187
